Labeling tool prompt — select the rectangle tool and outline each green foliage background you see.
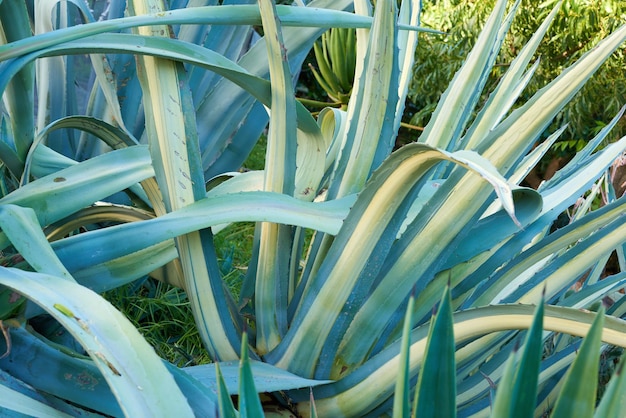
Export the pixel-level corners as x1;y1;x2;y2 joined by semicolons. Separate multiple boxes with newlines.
409;0;626;153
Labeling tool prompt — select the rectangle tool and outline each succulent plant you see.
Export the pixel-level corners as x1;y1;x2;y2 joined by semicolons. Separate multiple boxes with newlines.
0;0;625;416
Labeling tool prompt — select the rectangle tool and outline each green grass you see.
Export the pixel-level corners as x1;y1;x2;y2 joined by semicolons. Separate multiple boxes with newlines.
105;278;212;367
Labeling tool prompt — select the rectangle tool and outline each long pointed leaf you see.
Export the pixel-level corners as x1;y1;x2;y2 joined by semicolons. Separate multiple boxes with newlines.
550;308;605;417
254;0;298;355
0;5;413;62
509;301;544;417
413;286;456;418
238;331;264;417
0;268;194;417
52;191;353;273
0;0;34;172
420;0;510;151
462;1;563;150
130;0;241;361
326;0;400;199
0;146;153;227
216;362;238;418
392;290;415;418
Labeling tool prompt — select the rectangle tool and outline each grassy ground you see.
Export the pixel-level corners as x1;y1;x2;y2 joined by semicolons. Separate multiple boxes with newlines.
105;278;211;367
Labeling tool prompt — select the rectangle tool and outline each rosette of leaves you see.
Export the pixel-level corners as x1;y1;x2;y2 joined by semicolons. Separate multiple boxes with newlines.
0;0;626;417
308;26;358;109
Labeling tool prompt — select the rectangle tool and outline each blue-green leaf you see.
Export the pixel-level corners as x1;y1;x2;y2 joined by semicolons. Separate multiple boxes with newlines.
550;308;605;417
414;286;456;418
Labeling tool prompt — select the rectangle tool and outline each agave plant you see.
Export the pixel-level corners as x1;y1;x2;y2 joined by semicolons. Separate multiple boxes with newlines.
1;0;626;417
397;286;626;418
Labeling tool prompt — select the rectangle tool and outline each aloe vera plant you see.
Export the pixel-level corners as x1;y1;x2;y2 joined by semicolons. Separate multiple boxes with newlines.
0;0;626;416
308;26;358;109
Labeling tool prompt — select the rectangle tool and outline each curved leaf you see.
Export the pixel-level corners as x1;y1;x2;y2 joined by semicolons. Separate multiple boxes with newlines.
52;191;354;273
0;146;153;227
302;304;626;417
0;268;194;417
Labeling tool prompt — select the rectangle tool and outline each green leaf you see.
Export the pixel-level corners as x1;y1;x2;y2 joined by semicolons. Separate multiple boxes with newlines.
0;269;194;417
490;301;544;418
238;331;264;417
313;34;343;97
186;360;333;395
0;0;34;172
302;145;520;377
216;362;238;418
478;23;626;173
509;300;543;417
0;4;438;62
52;191;354;273
0;146;153;227
0;6;383;61
392;290;415;418
394;0;421;134
130;0;243;361
270;144;464;378
254;0;299;355
468;196;626;307
463;1;563;150
550;308;605;417
0;205;73;281
326;0;400;199
489;347;521;417
414;286;456;418
162;362;219;417
540;118;626;214
0;383;74;417
71;239;177;293
420;0;511;151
